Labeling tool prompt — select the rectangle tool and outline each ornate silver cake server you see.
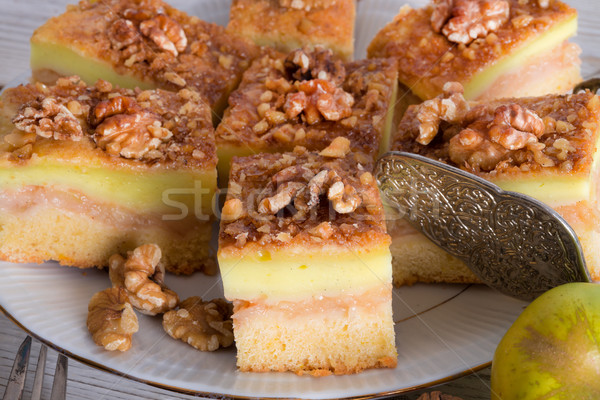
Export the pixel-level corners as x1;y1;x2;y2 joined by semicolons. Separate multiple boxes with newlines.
375;152;591;301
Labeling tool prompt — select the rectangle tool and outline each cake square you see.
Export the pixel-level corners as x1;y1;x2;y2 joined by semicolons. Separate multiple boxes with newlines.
0;76;217;275
215;47;398;180
389;83;600;285
30;0;260;119
217;145;397;375
367;0;581;102
227;0;356;61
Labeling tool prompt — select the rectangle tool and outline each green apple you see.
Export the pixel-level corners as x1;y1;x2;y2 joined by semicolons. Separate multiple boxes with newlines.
491;282;600;400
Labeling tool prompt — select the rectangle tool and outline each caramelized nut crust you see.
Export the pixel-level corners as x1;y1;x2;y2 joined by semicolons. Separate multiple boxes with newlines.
219;147;387;250
393;85;600;176
1;76;216;168
216;48;397;159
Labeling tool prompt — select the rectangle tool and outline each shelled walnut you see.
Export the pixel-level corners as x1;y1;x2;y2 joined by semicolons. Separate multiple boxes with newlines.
109;244;179;316
89;95;173;159
87;287;139;352
431;0;510;45
162;297;234;351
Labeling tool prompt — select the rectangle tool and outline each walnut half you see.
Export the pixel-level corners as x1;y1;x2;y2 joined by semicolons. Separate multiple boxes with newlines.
12;97;83;141
89;96;172;159
109;244;179;316
162;297;234;351
432;0;510;45
87;287;139;352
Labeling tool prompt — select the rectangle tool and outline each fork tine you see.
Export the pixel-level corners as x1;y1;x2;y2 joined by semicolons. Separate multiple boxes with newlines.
2;336;31;400
29;345;47;400
49;354;67;400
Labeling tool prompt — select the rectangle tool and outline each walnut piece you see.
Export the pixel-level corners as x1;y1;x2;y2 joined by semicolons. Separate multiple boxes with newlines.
12;97;83;141
416;82;469;145
448;125;509;171
222;198;245;221
162;297;234;351
327;175;362;214
109;244;179;316
488;104;545;150
258;181;306;214
87;287;139;352
319;136;351;158
432;0;510;45
108;19;141;51
89;96;172;159
139;14;187;57
293;79;354;124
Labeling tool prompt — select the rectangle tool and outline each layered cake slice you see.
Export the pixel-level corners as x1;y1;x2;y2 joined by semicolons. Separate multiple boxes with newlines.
30;0;260;118
218;145;397;375
368;0;581;102
0;76;217;275
227;0;356;61
389;82;600;285
215;46;398;180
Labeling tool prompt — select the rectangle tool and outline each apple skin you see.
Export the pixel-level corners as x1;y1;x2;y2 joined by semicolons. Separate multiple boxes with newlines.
491;282;600;400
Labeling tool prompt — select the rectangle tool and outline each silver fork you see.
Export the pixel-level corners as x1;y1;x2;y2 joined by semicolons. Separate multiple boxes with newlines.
2;336;68;400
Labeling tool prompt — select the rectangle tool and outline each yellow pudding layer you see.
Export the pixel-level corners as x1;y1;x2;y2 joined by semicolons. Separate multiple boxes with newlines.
219;244;392;302
31;41;155;90
0;163;216;216
463;16;578;100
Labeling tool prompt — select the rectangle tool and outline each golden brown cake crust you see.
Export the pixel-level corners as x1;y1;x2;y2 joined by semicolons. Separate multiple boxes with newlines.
32;0;260;110
0;76;217;171
392;90;600;179
216;48;397;159
219;147;390;253
227;0;355;60
367;0;577;99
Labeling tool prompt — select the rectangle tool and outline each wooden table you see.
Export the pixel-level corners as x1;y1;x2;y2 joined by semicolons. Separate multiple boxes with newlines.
0;0;597;398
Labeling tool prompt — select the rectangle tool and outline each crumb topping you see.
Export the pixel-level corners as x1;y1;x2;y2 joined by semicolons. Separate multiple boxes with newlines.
216;48;397;158
392;85;600;176
367;0;577;99
2;76;216;168
37;0;259;108
278;0;339;11
219;147;387;249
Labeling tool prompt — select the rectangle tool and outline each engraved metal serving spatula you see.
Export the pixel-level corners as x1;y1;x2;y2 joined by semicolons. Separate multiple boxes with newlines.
375;152;591;301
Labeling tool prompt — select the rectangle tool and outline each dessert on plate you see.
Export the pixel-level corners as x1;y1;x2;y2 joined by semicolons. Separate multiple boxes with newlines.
30;0;260;119
227;0;356;61
389;82;600;285
0;76;217;275
215;46;398;180
217;144;397;375
367;0;581;102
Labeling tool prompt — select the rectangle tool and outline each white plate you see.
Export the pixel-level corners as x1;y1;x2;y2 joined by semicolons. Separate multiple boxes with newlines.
1;0;598;398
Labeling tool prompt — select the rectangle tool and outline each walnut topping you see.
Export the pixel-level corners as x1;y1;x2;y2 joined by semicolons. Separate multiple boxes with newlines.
416;82;469;145
87;287;139;352
162;297;234;351
12;97;83;141
319;136;351;158
139;14;187;57
488;104;545;150
537;0;550;8
109;244;179;316
432;0;510;45
327;175;362;214
259;181;306;214
89;96;172;159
